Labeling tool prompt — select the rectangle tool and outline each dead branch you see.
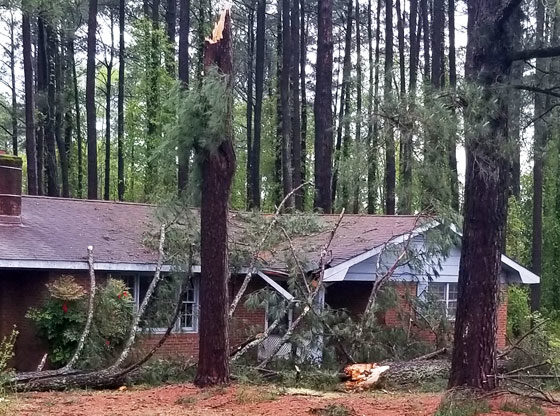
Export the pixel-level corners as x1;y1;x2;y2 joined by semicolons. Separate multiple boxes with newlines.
256;210;346;369
64;246;97;370
229;181;312;318
413;348;447;361
505;361;549;376
111;223;166;369
504;378;560;405
498;318;549;358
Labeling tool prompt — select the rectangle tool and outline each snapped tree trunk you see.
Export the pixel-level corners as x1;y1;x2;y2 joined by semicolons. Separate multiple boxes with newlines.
194;9;235;387
313;0;334;213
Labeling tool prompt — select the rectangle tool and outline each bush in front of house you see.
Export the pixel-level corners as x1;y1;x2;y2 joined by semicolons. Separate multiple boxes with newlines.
27;276;134;369
0;327;17;396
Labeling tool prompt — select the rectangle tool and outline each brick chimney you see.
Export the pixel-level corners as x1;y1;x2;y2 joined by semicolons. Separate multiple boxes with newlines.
0;153;22;224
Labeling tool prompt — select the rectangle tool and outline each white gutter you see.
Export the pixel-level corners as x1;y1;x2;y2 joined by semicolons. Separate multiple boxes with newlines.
323;220;439;282
257;270;294;301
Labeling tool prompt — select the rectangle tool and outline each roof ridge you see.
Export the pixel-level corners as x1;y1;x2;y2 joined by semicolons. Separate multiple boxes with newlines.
22;195;156;208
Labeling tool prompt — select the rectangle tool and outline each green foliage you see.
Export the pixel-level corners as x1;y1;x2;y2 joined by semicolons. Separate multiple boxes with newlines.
499;400;545;416
507;286;531;339
132;358;196;386
310;404;356;416
27;277;134;368
0;327;17;396
435;391;491;416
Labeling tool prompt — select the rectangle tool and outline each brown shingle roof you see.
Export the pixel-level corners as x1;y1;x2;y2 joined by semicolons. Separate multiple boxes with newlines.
0;196;422;269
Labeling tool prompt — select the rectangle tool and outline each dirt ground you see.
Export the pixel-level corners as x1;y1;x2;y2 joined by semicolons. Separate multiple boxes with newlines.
4;384;560;416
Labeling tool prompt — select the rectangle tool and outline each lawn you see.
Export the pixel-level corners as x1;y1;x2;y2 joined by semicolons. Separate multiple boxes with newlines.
3;384;560;416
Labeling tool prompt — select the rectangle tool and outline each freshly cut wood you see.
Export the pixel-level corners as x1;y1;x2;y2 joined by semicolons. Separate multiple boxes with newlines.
341;359;450;390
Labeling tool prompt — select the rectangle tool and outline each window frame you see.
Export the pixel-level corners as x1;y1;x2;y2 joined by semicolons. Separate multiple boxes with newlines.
427;282;457;320
115;273;199;334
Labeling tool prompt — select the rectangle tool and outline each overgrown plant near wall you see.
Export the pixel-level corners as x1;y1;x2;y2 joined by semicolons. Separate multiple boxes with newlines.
0;327;17;395
27;276;134;368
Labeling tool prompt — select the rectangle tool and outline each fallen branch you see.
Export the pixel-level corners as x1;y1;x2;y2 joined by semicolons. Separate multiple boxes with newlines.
256;210;345;368
229;181;311;317
64;245;97;371
413;348;447;361
498;318;549;359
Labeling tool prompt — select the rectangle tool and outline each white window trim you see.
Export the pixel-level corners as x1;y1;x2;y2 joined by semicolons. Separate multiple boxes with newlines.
426;282;457;320
117;273;199;334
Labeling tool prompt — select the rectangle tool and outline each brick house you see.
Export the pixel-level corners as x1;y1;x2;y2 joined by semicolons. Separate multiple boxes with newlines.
0;154;539;370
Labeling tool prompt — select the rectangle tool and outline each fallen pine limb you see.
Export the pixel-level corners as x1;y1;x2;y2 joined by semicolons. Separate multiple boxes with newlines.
412;348;447;361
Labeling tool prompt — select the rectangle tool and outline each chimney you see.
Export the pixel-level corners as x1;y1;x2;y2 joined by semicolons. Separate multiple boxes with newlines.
0;153;22;224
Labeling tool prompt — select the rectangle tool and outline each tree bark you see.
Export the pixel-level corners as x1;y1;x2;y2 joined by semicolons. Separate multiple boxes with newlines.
62;36;73;198
420;0;430;83
45;23;60;197
367;0;381;214
431;0;445;89
449;0;518;390
165;0;177;75
194;9;235;387
86;0;99;199
280;0;294;208
22;1;38;195
290;0;303;210
313;0;334;213
104;13;115;201
352;0;362;214
250;0;265;209
118;0;126;201
531;0;546;312
246;5;255;209
70;39;83;198
383;0;395;214
177;0;190;192
9;11;18;156
300;2;308;208
36;17;48;196
332;0;353;209
145;0;162;198
448;0;459;211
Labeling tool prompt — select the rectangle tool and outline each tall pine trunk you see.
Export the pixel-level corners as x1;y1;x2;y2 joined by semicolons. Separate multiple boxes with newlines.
313;0;334;213
70;40;83;198
280;0;294;207
194;9;235;387
383;0;395;214
177;0;190;192
45;23;59;197
22;2;38;195
246;6;255;209
118;0;126;200
250;0;265;209
9;12;18;156
86;0;98;199
165;0;177;75
300;1;308;208
290;0;303;210
449;0;517;390
531;0;546;311
448;0;459;210
332;0;353;208
104;14;115;201
352;0;362;214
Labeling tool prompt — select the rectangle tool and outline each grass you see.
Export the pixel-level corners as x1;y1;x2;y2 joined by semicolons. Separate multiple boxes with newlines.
309;403;356;416
235;386;278;404
435;390;491;416
499;400;545;416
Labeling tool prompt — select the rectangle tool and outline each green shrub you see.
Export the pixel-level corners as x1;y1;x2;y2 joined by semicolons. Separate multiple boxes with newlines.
0;327;17;396
131;358;196;386
507;286;531;339
435;391;490;416
27;276;134;368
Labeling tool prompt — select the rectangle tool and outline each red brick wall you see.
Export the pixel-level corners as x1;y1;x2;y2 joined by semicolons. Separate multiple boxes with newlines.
325;281;509;350
0;271;266;370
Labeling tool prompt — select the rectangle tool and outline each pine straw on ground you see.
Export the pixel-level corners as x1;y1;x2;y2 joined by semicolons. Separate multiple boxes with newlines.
5;384;560;416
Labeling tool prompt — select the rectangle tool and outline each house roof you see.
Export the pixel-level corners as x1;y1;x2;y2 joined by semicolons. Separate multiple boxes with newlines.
0;196;423;273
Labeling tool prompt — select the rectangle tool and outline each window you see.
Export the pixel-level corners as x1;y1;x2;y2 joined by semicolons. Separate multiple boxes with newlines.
427;282;457;319
117;274;198;333
180;280;197;331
